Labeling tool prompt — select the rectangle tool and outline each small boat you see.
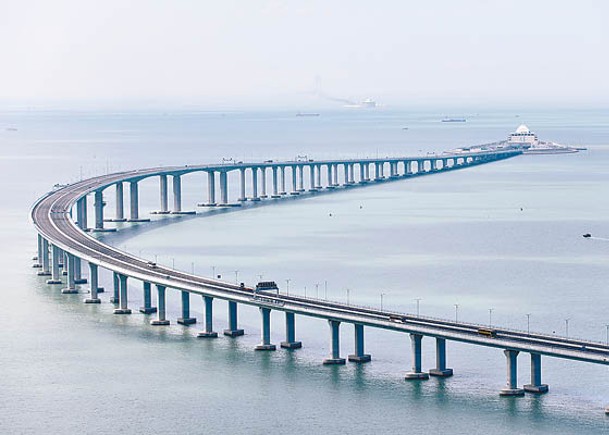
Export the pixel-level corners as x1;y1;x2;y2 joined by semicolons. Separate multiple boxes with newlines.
296;112;320;117
441;118;466;123
583;233;592;238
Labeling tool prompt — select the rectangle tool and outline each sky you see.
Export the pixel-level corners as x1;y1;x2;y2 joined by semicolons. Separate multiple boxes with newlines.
1;0;608;109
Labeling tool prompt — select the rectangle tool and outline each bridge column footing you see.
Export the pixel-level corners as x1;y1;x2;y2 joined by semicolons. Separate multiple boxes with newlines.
151;319;170;326
61;288;79;294
255;344;276;351
84;298;101;304
429;368;453;377
405;372;429;380
151;211;171;215
223;329;244;337
170;211;196;215
46;279;62;285
139;307;158;314
88;228;117;233
127;218;151;223
281;341;302;349
177;317;197;325
500;388;525;396
348;354;371;363
271;195;282;199
113;308;132;314
197;331;218;338
323;358;346;365
524;384;548;394
37;271;51;276
74;278;87;284
104;218;127;222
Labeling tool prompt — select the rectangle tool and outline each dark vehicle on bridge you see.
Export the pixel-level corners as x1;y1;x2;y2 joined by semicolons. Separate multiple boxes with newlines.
478;327;497;338
147;261;157;269
255;281;279;293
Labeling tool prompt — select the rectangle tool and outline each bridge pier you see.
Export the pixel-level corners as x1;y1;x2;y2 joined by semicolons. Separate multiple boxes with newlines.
279;166;287;195
405;334;429;379
73;257;86;284
255;307;276;350
223;301;244;337
239;168;247;201
38;238;51;276
84;262;101;303
112;182;126;221
172;175;182;212
323;320;346;365
297;165;305;192
348;323;371;363
332;164;339;186
94;190;104;230
110;272;120;303
46;245;63;284
326;165;334;189
113;274;131;314
251;167;260;201
61;254;78;294
76;196;88;229
177;291;196;325
271;167;280;198
151;285;170;325
429;337;453;377
280;312;302;349
524;353;548;393
128;181;150;222
197;296;218;338
157;174;170;213
500;350;525;396
290;166;299;195
206;171;217;206
260;168;268;198
309;165;317;191
219;171;229;204
139;282;157;314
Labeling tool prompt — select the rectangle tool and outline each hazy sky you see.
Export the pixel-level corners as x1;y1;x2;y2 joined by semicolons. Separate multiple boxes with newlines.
1;0;608;108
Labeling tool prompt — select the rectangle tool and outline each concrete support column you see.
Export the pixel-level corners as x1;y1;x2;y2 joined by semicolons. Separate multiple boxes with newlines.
73;256;86;284
290;166;298;195
177;291;196;325
114;274;131;314
323;320;345;364
374;163;382;181
255;307;276;350
110;272;120;303
172;175;182;212
405;334;429;379
239;168;247;201
224;301;244;337
280;312;302;349
139;282;157;314
84;262;101;303
208;171;216;205
159;174;169;213
309;165;316;191
61;254;78;294
404;161;411;175
271;167;279;198
115;182;125;221
342;163;349;185
429;337;453;377
348;324;371;362
251;168;260;201
94;190;104;230
76;196;88;229
524;353;549;393
326;165;333;188
297;165;305;191
260;167;267;198
500;350;524;396
332;164;339;186
349;164;355;183
280;166;287;195
197;296;218;338
219;171;229;204
359;163;366;183
47;245;62;284
315;165;322;189
129;181;140;221
38;238;51;276
151;285;170;325
365;164;370;181
33;234;43;268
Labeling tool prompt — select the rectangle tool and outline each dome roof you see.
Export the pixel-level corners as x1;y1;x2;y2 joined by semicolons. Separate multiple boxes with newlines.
515;124;530;134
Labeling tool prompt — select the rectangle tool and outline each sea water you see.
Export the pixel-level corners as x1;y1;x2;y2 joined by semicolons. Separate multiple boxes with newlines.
1;108;609;434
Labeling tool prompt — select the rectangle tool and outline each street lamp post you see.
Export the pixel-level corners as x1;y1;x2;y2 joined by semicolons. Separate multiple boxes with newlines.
380;293;386;311
565;318;570;338
454;304;459;323
315;283;319;299
489;308;494;327
285;278;291;295
234;270;239;284
346;288;350;305
526;313;531;335
605;324;609;346
415;298;422;318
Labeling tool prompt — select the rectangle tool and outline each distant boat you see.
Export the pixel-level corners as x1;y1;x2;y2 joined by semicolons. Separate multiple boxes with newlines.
296;112;320;117
441;118;466;123
583;233;592;238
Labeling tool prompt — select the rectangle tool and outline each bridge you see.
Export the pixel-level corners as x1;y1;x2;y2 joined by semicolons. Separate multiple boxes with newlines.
30;150;609;406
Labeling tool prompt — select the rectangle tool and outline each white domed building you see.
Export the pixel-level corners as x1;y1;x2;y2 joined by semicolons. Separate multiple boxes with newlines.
507;125;539;148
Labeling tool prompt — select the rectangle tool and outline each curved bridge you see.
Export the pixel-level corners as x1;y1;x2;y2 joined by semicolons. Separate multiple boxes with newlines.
30;150;609;403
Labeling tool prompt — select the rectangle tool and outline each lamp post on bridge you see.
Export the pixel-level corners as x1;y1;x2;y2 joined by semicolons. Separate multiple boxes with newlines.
565;318;570;338
526;313;531;335
234;270;239;284
315;283;319;299
285;278;291;295
346;288;350;305
415;298;422;318
605;324;609;346
488;308;494;327
454;304;459;323
380;293;386;311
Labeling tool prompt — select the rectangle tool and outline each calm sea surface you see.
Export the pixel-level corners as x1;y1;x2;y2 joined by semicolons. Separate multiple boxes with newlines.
1;108;609;434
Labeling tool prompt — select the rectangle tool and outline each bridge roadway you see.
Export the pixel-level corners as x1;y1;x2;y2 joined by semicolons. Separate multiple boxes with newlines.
31;150;609;401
